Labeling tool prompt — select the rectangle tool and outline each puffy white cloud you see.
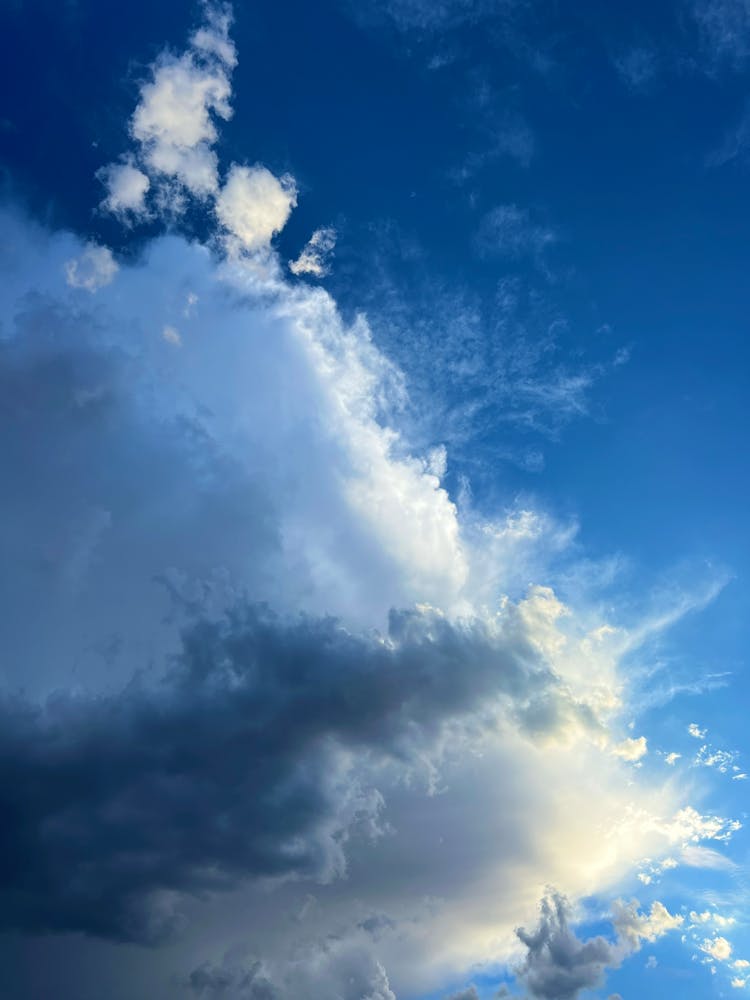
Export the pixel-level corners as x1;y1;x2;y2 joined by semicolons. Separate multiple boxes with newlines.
612;736;648;762
216;164;298;252
97;158;151;218
64;242;118;292
702;936;733;962
99;4;236;213
130;51;231;196
688;722;707;738
611;899;683;948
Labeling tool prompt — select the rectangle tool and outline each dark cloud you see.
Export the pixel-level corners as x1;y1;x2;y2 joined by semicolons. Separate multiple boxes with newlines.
515;893;617;1000
188;960;277;999
0;599;590;943
186;942;395;1000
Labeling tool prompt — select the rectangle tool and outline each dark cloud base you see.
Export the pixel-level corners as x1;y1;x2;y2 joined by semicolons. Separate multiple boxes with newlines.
0;599;583;944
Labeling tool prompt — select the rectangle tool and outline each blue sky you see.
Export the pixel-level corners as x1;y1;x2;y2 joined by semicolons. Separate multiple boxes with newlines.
1;1;749;998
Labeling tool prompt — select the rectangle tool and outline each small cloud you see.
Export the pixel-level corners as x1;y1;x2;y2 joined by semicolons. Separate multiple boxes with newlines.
216;164;297;252
97;158;151;220
701;936;733;962
289;226;337;278
694;744;738;772
613;735;648;762
688;722;707;739
665;752;681;765
646;954;658;968
162;325;182;346
183;292;199;317
64;243;118;292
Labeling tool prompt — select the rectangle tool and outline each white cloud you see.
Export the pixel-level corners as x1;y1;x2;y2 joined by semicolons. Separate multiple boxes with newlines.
665;751;681;765
99;4;236;213
97;158;151;218
612;899;684;948
694;743;738;772
689;722;707;738
162;324;182;346
681;844;738;869
612;900;685;950
131;51;231;196
290;226;337;277
613;736;648;762
64;242;118;292
216;164;298;252
702;936;733;962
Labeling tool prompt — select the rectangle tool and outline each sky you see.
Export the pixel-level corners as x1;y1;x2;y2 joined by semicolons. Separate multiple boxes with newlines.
0;0;749;998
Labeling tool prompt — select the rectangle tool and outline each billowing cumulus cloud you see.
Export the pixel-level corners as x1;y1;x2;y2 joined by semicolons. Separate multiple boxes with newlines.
0;196;732;998
0;5;743;1000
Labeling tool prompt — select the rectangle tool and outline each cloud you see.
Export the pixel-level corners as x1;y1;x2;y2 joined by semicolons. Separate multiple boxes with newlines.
0;206;730;994
475;204;557;262
0;588;620;942
130;14;233;196
289;226;337;278
611;899;684;948
64;242;118;292
97;158;151;219
216;165;298;252
514;893;683;1000
688;722;707;738
612;736;648;762
99;3;236;215
187;940;396;1000
701;936;733;961
0;7;742;996
515;894;616;999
